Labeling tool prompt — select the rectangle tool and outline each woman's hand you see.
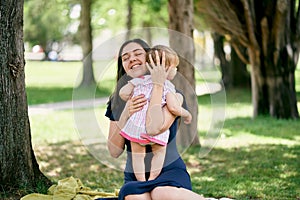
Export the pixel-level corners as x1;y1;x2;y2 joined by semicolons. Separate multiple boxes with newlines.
146;50;172;86
128;94;147;116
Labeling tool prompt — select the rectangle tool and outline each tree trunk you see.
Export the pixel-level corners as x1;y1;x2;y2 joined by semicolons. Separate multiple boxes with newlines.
168;0;200;148
79;0;95;87
249;47;299;119
249;1;299;119
231;45;250;88
0;0;50;195
212;33;232;89
212;33;250;89
248;46;268;117
142;21;153;47
126;0;133;40
196;0;299;119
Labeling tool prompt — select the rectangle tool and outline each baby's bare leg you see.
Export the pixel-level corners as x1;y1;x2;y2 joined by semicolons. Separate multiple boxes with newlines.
148;144;166;180
131;142;146;181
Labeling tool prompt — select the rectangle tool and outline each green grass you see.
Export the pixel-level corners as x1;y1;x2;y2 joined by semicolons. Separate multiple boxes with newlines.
22;61;300;199
25;61;115;104
27;96;300;200
185;143;300;199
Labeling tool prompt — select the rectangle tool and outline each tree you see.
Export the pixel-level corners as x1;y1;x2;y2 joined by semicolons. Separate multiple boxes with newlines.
197;0;299;119
126;0;133;40
79;0;96;87
24;0;75;57
168;0;200;147
212;33;250;89
0;0;51;196
119;0;169;43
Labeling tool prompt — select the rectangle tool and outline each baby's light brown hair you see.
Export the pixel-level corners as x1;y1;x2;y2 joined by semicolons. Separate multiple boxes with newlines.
146;45;179;67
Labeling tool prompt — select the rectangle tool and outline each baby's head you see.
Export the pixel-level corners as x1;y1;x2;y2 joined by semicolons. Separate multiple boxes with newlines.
146;45;179;80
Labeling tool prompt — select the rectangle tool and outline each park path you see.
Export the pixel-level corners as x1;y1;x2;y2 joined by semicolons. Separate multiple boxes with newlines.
28;83;222;115
28;97;109;115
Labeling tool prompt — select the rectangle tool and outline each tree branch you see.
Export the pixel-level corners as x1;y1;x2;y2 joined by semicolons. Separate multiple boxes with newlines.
295;0;300;49
241;0;259;49
260;17;269;57
231;42;250;64
271;0;288;65
196;0;249;47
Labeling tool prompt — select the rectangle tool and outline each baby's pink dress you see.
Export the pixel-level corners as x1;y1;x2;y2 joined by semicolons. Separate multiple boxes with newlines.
120;75;175;146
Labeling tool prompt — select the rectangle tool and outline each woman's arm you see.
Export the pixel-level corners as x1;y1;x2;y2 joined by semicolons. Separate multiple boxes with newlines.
107;101;130;158
107;121;126;158
107;95;147;158
146;84;176;135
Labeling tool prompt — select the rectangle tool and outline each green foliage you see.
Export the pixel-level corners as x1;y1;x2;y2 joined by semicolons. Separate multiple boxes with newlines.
91;0;169;36
194;0;209;31
24;0;78;51
132;0;168;27
148;0;162;12
91;0;127;35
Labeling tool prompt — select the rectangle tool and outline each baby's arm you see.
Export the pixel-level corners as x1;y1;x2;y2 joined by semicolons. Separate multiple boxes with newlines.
166;92;192;124
119;82;135;101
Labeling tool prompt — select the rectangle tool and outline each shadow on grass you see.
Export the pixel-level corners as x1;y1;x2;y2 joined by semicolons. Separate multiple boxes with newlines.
184;144;300;199
197;88;252;106
198;89;300;106
223;116;300;141
34;140;123;191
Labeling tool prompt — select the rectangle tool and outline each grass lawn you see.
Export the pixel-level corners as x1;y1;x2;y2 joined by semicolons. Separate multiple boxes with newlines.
24;61;300;199
25;61;115;104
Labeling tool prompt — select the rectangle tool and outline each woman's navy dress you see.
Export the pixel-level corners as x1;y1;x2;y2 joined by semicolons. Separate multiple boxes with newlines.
105;100;192;200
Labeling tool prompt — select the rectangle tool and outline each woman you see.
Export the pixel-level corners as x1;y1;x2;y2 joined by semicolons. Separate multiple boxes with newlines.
105;38;205;200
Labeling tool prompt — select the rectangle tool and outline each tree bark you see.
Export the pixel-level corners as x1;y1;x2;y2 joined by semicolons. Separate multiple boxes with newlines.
0;0;50;194
212;33;250;89
231;45;250;88
196;0;299;119
248;0;299;119
168;0;200;147
126;0;133;40
79;0;96;87
212;33;232;89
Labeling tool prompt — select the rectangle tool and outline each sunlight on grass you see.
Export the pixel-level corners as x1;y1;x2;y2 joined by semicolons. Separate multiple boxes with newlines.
25;61;82;87
25;60;116;105
29;100;300;199
214;132;298;148
26;63;300;199
30;110;80;145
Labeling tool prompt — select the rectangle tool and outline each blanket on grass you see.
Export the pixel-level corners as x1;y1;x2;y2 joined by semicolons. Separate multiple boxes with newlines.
21;176;118;200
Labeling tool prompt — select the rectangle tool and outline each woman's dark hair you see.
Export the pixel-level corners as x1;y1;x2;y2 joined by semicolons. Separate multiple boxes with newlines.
116;38;151;81
109;38;150;120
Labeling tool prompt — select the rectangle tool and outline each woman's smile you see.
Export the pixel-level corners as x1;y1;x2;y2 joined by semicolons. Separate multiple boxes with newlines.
122;42;148;78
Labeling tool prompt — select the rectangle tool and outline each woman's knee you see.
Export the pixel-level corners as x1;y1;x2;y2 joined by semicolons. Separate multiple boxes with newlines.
151;186;175;200
151;186;205;200
125;193;151;200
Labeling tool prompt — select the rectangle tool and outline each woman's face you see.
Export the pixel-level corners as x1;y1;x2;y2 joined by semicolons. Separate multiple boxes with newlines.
121;42;148;78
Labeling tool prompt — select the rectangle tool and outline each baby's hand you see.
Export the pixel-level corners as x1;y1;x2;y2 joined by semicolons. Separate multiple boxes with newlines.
184;113;192;124
146;50;168;86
